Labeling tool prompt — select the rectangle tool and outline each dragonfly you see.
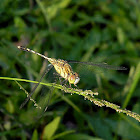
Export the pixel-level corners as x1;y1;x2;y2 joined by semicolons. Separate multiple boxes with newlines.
17;46;127;110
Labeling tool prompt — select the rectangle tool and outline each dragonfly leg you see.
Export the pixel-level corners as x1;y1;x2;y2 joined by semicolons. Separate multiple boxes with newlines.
74;84;79;89
53;72;60;83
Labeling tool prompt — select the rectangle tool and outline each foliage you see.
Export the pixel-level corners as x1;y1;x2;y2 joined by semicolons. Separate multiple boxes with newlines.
0;0;140;139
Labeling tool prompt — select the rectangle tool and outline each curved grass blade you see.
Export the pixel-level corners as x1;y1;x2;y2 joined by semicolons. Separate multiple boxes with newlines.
0;76;140;122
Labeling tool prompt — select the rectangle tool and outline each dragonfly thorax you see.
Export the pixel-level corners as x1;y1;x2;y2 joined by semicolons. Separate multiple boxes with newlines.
50;59;80;86
68;72;80;86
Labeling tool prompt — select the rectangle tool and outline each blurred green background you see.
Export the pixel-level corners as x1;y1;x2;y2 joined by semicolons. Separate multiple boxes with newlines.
0;0;140;139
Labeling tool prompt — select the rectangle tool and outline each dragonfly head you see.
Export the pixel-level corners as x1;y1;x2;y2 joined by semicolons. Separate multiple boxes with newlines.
68;72;80;86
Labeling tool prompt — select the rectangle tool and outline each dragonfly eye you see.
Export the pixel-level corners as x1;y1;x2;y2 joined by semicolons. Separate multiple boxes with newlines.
68;72;80;85
74;72;80;85
74;77;80;85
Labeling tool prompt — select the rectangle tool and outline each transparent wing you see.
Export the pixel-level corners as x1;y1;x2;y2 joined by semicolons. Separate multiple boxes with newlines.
20;64;54;109
35;85;55;118
67;60;127;70
67;60;127;88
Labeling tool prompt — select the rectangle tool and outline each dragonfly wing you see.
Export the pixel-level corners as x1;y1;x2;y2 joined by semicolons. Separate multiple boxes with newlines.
67;60;127;70
20;64;54;109
67;60;127;87
36;85;55;119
